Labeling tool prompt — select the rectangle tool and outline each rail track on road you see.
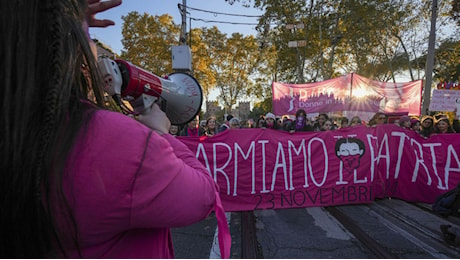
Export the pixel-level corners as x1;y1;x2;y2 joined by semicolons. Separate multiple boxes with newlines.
172;199;460;258
244;199;460;258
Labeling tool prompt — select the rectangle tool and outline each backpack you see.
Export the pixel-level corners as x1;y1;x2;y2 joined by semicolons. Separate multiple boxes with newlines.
432;183;460;218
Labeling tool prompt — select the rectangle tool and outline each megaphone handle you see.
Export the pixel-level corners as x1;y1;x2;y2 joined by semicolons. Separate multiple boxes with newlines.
137;102;171;135
129;94;158;115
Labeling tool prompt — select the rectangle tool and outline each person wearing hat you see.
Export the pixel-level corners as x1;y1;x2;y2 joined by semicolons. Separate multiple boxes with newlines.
218;114;234;132
398;115;411;129
435;117;455;134
410;117;421;134
264;112;280;130
420;115;435;138
256;115;266;128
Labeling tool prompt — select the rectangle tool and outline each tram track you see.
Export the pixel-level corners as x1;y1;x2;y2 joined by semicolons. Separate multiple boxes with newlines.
325;206;398;258
368;199;460;258
174;199;460;258
325;199;460;258
250;205;397;258
240;211;263;258
244;199;460;258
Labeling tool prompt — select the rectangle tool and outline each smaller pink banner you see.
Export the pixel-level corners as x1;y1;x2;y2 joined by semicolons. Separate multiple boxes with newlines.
272;73;423;116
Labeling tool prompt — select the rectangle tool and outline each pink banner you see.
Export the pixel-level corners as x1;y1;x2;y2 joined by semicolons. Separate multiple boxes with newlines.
272;73;423;116
178;125;460;212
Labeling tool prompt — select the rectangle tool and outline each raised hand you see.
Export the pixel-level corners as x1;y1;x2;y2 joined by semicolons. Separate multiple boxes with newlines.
86;0;122;28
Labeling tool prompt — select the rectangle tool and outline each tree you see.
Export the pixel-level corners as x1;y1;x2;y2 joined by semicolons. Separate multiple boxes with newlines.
413;38;460;83
247;103;267;120
117;2;458;117
218;33;261;112
229;0;455;84
452;0;460;26
120;12;180;76
119;12;276;114
249;0;414;81
188;27;217;101
434;39;460;82
195;27;267;112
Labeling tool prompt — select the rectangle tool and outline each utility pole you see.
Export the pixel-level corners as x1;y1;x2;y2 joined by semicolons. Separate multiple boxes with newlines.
286;23;306;83
421;0;438;115
172;0;192;72
180;0;187;45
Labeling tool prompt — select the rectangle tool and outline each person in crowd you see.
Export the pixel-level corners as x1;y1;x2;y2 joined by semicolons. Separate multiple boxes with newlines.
433;113;448;132
229;118;241;129
398;115;411;129
321;119;336;131
434;117;456;134
276;117;284;129
180;114;204;137
246;118;255;128
281;115;290;123
256;115;266;128
288;109;313;133
434;113;449;121
169;124;181;136
218;114;234;132
410;117;421;134
200;119;207;129
0;0;230;257
349;116;362;127
452;118;460;133
203;116;220;136
264;112;280;129
312;113;329;131
420;115;435;138
368;112;387;127
340;117;349;129
281;116;293;131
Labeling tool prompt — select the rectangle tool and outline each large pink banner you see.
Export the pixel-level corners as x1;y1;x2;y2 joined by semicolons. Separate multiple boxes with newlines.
178;125;460;212
272;73;423;116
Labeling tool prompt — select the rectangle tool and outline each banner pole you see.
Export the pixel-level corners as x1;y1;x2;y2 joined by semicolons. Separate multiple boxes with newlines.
350;72;354;97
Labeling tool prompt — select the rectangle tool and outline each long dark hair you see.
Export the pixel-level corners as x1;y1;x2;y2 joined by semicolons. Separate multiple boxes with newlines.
0;0;106;257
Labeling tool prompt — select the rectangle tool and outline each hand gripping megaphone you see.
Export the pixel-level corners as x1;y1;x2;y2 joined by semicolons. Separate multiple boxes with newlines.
97;56;202;125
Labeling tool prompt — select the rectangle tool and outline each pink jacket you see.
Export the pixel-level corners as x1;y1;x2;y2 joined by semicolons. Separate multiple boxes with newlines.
60;110;220;258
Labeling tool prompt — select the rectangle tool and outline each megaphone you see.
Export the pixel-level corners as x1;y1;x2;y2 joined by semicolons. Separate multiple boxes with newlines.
97;57;202;125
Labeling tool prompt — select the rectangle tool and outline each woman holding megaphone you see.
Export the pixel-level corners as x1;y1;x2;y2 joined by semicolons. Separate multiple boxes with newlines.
0;0;229;258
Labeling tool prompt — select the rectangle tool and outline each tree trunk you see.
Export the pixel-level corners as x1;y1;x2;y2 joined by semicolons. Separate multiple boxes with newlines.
421;0;438;115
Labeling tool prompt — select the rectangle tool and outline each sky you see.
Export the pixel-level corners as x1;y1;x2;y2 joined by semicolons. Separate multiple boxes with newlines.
89;0;264;54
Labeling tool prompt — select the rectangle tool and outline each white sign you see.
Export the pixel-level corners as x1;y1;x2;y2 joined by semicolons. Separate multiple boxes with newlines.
429;89;460;112
456;98;460;117
288;40;307;48
288;41;298;47
286;23;304;30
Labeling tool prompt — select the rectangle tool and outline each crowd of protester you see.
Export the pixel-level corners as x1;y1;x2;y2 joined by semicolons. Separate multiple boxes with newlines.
170;110;459;139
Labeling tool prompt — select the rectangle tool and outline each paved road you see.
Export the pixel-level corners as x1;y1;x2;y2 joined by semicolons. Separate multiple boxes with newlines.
172;212;242;258
172;200;460;258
